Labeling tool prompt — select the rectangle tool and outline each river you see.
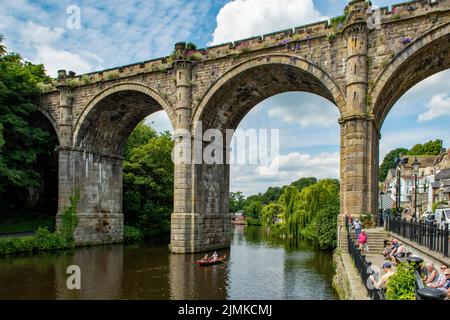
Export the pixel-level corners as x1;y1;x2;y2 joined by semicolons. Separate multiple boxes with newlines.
0;225;337;300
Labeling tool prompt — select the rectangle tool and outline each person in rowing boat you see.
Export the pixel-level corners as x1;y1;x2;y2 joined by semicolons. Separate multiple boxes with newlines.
211;251;218;262
202;254;209;262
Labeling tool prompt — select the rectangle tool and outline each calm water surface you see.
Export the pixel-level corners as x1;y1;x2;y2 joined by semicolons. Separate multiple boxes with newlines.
0;226;337;299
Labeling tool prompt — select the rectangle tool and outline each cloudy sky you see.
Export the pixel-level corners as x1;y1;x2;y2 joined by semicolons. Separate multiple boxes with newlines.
1;0;450;195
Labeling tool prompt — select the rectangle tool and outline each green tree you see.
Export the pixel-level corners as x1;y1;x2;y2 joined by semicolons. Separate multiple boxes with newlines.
0;37;57;216
243;195;263;219
290;177;317;192
313;201;339;250
261;186;283;203
408;139;443;156
123;124;174;241
229;191;245;213
124;122;157;158
261;203;284;227
379;148;408;181
0;34;6;57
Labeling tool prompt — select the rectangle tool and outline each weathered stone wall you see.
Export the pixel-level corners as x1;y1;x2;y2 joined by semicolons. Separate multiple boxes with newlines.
332;252;352;300
57;148;123;244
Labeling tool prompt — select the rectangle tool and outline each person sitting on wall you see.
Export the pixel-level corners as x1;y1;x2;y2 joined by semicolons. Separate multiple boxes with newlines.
424;263;439;286
383;236;394;249
428;265;448;288
390;242;406;265
369;262;396;290
383;239;399;259
438;269;450;298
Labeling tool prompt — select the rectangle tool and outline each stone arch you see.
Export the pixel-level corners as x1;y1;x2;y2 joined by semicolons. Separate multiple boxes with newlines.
192;53;345;132
73;82;175;156
34;104;61;145
189;53;344;232
370;22;450;128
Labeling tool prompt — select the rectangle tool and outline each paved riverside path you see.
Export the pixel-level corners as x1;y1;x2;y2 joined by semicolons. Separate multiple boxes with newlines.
359;227;450;281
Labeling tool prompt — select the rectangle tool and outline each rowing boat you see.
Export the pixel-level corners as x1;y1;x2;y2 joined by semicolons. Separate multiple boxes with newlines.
195;255;227;266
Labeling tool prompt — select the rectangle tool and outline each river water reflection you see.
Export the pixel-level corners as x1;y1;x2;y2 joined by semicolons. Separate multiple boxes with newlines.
0;225;337;300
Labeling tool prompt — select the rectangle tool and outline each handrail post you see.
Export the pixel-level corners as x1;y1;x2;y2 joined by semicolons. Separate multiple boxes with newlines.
418;219;422;245
444;223;449;257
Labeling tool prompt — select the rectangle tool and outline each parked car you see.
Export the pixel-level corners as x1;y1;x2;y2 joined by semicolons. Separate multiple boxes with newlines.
424;213;435;224
402;208;411;218
421;211;433;220
435;208;450;228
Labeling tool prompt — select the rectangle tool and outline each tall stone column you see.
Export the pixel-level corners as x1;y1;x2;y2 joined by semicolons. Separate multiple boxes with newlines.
170;43;231;253
56;69;75;224
171;43;197;253
340;117;379;219
340;0;379;222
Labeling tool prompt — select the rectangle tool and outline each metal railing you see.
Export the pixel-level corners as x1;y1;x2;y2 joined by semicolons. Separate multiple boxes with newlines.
385;217;449;257
345;219;385;300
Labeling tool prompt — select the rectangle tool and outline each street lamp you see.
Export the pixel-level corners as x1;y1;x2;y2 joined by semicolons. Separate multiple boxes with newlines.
412;157;420;220
395;155;405;215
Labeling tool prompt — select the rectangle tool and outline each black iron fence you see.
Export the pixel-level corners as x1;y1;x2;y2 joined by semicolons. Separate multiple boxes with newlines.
385;217;449;257
345;219;385;300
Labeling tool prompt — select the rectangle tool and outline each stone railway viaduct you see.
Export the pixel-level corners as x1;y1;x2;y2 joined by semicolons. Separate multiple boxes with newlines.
38;0;450;253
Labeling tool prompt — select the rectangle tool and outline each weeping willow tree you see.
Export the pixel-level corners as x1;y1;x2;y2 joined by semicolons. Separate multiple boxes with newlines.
261;203;284;227
261;179;340;247
282;186;301;240
298;179;340;227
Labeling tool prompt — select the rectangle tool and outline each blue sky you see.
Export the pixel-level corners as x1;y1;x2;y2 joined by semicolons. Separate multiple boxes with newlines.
1;0;450;195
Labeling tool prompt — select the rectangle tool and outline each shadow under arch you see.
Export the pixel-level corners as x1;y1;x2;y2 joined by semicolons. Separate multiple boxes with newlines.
192;53;345;132
33;104;61;145
73;82;176;156
370;22;450;128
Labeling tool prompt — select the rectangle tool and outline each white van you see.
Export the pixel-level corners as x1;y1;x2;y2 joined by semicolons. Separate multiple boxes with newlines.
434;208;450;228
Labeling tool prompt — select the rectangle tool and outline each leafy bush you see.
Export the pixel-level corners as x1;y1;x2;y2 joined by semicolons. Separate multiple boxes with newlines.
386;263;417;300
0;227;71;256
360;213;374;228
59;190;80;240
35;227;72;250
123;225;144;244
314;203;339;250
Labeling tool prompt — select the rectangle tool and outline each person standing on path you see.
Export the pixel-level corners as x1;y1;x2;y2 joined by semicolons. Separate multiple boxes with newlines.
352;218;362;241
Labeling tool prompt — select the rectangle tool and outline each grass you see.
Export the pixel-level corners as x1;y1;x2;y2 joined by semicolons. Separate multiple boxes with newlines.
0;216;54;233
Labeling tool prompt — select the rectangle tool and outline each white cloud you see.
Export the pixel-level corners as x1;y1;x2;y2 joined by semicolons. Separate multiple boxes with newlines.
20;21;64;45
16;21;98;76
268;102;338;127
1;1;215;77
210;0;327;45
231;151;339;195
418;93;450;122
144;111;173;133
